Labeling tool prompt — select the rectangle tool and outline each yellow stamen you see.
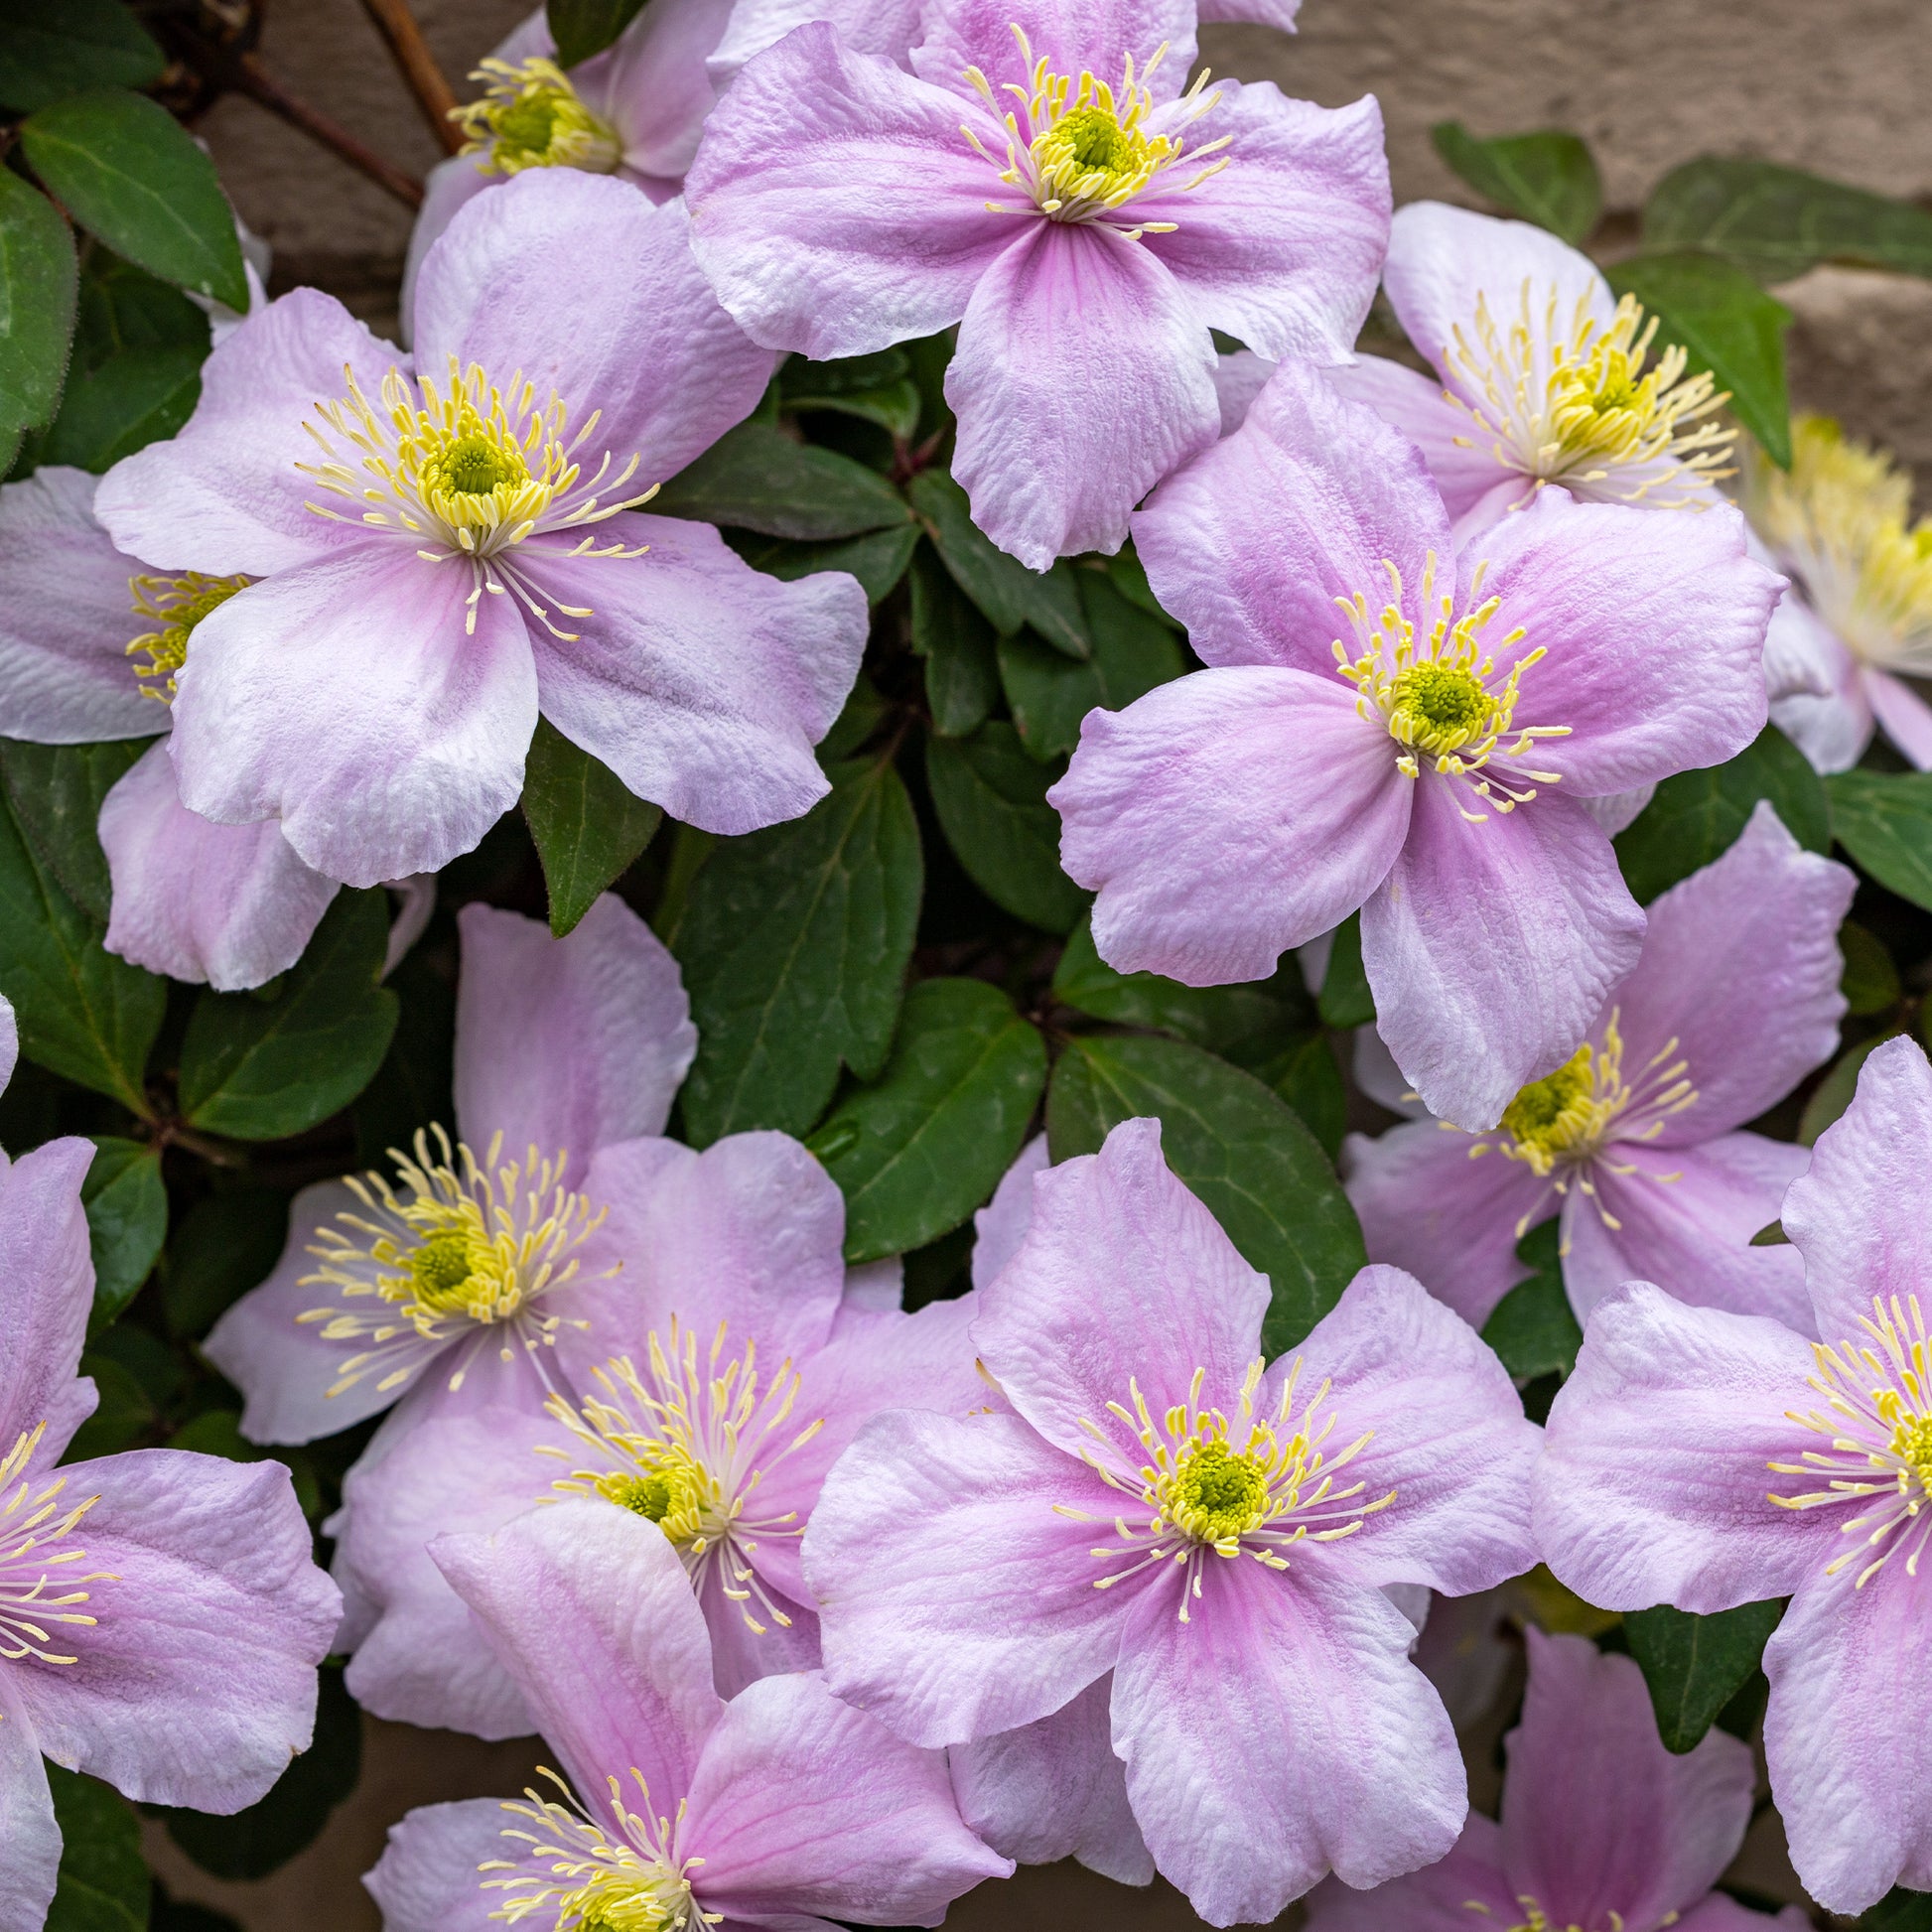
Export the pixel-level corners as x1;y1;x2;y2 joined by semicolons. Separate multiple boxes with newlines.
0;1422;115;1666
125;570;251;701
452;58;622;177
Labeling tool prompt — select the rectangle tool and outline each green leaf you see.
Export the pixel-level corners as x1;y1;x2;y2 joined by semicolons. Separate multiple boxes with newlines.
1798;1030;1898;1147
1840;919;1900;1017
1826;768;1932;912
808;977;1046;1262
161;1186;289;1340
654;418;912;539
780;348;921;441
42;341;202;470
61;1351;153;1461
22;92;248;311
1317;912;1375;1030
1644;158;1932;286
178;889;399;1140
671;759;923;1143
1624;1598;1785;1752
1614;727;1829;903
1861;1889;1932;1931
0;0;164;112
1480;1219;1582;1380
1264;1031;1347;1161
81;1135;164;1329
905;469;1091;658
546;0;646;67
522;717;662;936
999;570;1184;761
725;522;919;604
911;543;1000;739
0;789;161;1110
0;738;149;920
1604;250;1792;466
1046;1033;1366;1354
1430;122;1602;245
0;167;79;434
71;249;208;370
926;723;1088;934
45;1765;148;1932
162;1665;361;1880
353;947;457;1169
1104;543;1178;628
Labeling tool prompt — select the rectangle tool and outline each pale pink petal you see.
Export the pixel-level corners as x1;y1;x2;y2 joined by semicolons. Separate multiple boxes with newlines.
99;741;340;991
0;1675;60;1932
0;468;162;742
453;897;694;1171
1762;1562;1932;1914
591;0;733;177
684;26;1021;356
1350;1023;1428;1118
971;1133;1048;1290
398;157;494;352
1501;1630;1753;1929
1577;781;1655;836
1209;347;1274;434
1113;1559;1465;1920
1864;667;1932;769
1052;667;1411;985
519;513;865;836
91;289;399;577
681;1671;1010;1922
168;545;537;888
414;177;774;483
0;999;13;1101
1758;572;1836;705
709;0;922;76
1198;0;1301;20
1675;1900;1813;1932
1304;1817;1515;1932
1412;1588;1516;1733
804;1409;1131;1746
432;1500;723;1805
948;1675;1154;1885
946;219;1217;568
11;1449;339;1810
364;1798;541;1932
1342;1119;1549;1327
1781;1035;1932;1340
907;0;1197;103
1324;355;1504;523
972;1117;1269;1462
1769;619;1870;773
0;1138;98;1459
694;1560;820;1700
382;875;437;978
1364;783;1644;1133
1533;1283;1833;1612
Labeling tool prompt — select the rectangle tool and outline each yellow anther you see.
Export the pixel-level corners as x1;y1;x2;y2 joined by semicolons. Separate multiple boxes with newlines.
0;1421;115;1668
125;570;250;700
452;57;621;177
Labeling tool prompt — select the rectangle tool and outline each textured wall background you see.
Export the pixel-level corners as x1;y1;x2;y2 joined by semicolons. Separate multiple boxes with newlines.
166;2;1930;1925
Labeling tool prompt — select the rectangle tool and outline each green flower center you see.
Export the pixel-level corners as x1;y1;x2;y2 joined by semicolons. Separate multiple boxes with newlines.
1389;660;1492;748
408;1229;477;1310
453;56;621;177
1056;104;1136;176
1169;1440;1269;1543
596;1469;675;1523
434;432;527;497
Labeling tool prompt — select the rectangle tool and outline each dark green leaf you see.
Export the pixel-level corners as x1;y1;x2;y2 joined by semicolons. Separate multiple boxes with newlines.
1604;251;1791;466
1827;768;1932;912
999;571;1184;760
814;672;891;767
0;0;164;112
672;759;922;1143
1480;1219;1582;1380
1430;122;1602;245
926;723;1088;934
80;1135;164;1329
1046;1033;1366;1354
0;789;161;1110
1840;918;1900;1017
45;1765;147;1932
726;522;919;604
808;977;1045;1262
654;418;912;539
911;543;1000;739
1624;1598;1785;1752
0;738;149;920
162;1665;360;1879
1262;1031;1347;1161
1645;158;1932;286
42;342;201;471
22;92;247;311
178;889;399;1139
353;947;457;1169
1861;1888;1932;1932
522;717;662;936
1104;543;1178;628
781;348;921;441
71;250;208;371
546;0;646;67
161;1186;289;1340
1615;727;1829;903
61;1352;153;1461
1798;1030;1899;1147
0;167;79;433
1317;912;1375;1030
905;470;1091;658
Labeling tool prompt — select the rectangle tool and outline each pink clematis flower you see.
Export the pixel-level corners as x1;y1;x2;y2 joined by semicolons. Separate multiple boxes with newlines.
1344;802;1854;1335
330;1130;987;1732
94;169;867;888
1050;358;1780;1130
803;1117;1540;1925
1307;1628;1804;1932
683;0;1389;568
1535;1034;1932;1913
1;1135;341;1932
363;1502;1011;1932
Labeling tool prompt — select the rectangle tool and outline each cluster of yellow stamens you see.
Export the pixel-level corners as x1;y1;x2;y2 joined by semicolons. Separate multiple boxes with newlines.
485;1769;715;1932
1770;1292;1932;1587
0;1422;111;1666
298;1127;609;1404
1332;554;1569;822
1444;282;1734;506
1059;1360;1391;1621
124;570;251;701
1746;414;1932;675
1463;1903;1623;1932
298;356;655;637
537;1323;823;1636
452;57;622;177
960;27;1227;237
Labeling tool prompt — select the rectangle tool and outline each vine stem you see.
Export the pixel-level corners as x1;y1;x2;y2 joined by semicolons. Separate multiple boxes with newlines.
355;0;467;155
